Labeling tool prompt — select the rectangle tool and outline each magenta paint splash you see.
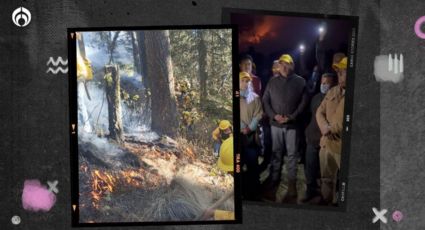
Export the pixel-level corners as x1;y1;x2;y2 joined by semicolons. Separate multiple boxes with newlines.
22;180;56;212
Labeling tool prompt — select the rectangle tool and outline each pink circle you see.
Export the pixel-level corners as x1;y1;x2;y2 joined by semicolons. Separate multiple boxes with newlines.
414;16;425;39
392;210;403;222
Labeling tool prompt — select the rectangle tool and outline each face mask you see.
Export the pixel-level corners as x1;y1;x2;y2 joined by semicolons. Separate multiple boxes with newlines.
320;84;330;94
240;89;247;98
221;132;231;141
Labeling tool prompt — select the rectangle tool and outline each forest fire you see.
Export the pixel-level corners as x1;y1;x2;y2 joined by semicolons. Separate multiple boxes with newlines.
88;167;150;208
90;170;116;206
120;170;145;187
240;16;279;47
75;28;236;223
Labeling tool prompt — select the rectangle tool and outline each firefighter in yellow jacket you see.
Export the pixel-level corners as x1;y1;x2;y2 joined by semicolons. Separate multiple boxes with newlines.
200;136;235;220
211;120;233;157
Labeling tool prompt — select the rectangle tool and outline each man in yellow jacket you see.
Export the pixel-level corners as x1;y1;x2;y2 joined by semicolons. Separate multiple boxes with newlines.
200;136;235;220
316;57;347;205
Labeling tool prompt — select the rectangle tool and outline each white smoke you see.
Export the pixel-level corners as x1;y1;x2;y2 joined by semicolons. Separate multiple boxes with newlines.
78;83;156;140
78;31;158;154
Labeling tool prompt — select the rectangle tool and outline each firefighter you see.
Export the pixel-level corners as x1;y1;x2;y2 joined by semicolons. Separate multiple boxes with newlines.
211;120;233;157
200;136;235;220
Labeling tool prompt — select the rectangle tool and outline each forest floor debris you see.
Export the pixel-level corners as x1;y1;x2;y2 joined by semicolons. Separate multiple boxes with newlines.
78;134;233;223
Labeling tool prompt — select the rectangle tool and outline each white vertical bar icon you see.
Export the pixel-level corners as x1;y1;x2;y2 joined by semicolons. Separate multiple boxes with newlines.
388;54;393;72
400;54;404;73
394;54;398;74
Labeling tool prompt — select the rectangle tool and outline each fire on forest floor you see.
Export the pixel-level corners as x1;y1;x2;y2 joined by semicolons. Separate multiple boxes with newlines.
78;135;233;223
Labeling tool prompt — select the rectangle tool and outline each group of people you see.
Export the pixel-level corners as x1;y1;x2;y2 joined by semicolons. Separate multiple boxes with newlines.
211;50;348;207
239;51;347;205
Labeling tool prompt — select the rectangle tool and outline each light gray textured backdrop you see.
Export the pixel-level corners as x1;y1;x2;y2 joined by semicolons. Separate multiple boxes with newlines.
0;0;418;229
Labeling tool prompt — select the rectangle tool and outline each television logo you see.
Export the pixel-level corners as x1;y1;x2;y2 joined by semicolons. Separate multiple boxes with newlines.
12;7;31;27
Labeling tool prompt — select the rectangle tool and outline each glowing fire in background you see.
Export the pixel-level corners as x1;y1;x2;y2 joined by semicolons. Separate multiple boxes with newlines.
239;16;281;49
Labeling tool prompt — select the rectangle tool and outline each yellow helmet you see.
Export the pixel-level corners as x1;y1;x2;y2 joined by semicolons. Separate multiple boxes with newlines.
332;57;348;70
218;136;234;172
218;120;231;130
239;71;252;81
278;54;294;65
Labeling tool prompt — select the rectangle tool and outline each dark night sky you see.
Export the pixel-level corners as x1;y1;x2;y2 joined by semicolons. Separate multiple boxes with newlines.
231;13;353;79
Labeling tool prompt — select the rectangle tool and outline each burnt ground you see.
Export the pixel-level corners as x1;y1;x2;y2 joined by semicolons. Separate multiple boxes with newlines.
78;134;234;223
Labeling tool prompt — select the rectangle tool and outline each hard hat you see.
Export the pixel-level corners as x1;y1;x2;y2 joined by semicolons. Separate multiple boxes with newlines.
239;71;252;81
332;57;348;70
217;136;234;172
278;54;294;65
219;120;231;130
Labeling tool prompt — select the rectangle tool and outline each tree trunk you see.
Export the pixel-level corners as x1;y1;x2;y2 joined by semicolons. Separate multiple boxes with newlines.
197;30;208;106
130;31;141;76
108;31;120;64
77;33;87;58
136;31;151;124
137;31;149;88
104;65;124;144
209;31;217;95
144;30;178;138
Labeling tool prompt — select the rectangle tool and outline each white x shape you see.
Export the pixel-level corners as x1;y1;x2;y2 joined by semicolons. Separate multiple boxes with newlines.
372;207;387;224
47;180;59;194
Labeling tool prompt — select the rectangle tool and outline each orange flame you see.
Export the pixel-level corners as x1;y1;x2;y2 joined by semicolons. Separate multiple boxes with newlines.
120;170;144;187
239;15;281;49
90;169;117;208
87;167;161;209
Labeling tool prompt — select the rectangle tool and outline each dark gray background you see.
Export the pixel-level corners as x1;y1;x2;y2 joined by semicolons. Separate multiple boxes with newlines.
380;0;425;229
0;0;417;229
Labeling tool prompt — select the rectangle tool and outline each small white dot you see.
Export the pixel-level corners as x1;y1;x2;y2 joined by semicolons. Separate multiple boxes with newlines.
11;215;21;225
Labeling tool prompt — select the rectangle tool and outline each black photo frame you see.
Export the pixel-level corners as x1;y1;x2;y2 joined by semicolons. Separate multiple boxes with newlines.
68;24;242;227
223;8;358;211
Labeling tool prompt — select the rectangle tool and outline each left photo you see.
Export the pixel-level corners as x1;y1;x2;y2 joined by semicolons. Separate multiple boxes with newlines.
68;26;240;226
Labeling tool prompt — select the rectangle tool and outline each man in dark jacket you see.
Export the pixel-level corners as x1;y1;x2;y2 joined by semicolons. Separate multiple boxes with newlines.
301;73;337;204
262;54;308;203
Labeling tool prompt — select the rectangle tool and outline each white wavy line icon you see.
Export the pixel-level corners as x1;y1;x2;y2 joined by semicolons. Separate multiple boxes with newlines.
46;67;68;74
47;57;68;66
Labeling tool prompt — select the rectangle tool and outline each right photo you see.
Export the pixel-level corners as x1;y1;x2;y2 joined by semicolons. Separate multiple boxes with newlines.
224;9;358;209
